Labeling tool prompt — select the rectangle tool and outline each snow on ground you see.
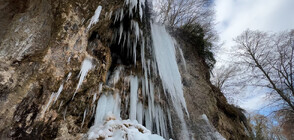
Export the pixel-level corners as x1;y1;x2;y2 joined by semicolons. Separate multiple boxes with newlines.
87;117;165;140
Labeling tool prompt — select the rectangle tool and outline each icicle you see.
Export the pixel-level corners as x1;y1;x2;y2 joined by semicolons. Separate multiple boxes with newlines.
98;83;103;93
154;105;160;135
136;102;143;124
58;101;63;111
114;10;119;23
129;76;138;120
81;109;87;128
144;107;152;131
151;23;190;139
63;106;68;120
149;80;155;117
147;60;151;76
54;83;64;103
126;0;137;17
92;92;97;105
131;20;140;41
105;93;115;118
91;105;96;118
152;61;158;77
67;56;71;63
133;41;137;65
73;58;93;99
94;94;108;125
108;11;113;20
125;0;145;19
174;104;189;139
167;109;173;131
138;0;145;21
109;66;123;86
158;107;167;138
44;93;55;113
87;6;102;29
66;72;72;82
122;32;127;48
141;78;146;102
120;8;124;21
141;38;145;70
127;31;131;55
92;83;103;105
118;23;124;44
177;46;187;71
94;93;121;125
44;80;65;113
113;93;121;118
143;65;149;99
150;23;188;114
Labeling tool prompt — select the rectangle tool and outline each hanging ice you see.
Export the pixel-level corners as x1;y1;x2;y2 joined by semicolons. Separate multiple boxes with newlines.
73;58;93;98
43;82;64;114
108;66;123;86
85;1;191;139
94;93;121;125
151;23;189;139
94;94;107;125
43;93;55;113
124;0;145;20
81;109;87;127
150;23;188;114
129;76;138;120
87;6;103;29
136;102;143;124
177;45;187;71
54;83;64;103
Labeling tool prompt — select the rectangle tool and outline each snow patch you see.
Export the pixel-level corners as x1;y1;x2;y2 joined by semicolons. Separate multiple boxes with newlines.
87;119;165;140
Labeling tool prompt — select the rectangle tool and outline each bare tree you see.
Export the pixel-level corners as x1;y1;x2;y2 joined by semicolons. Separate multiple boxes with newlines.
211;65;242;104
234;29;294;111
275;108;294;139
211;65;239;90
248;114;286;140
155;0;212;26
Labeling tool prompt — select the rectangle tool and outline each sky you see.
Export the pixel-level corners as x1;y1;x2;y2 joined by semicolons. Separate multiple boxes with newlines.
213;0;294;113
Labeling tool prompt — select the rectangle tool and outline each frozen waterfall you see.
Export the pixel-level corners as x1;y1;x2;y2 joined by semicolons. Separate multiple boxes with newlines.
44;0;191;139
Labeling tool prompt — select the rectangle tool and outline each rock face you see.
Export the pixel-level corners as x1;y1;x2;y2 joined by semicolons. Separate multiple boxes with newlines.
174;33;250;140
0;0;249;139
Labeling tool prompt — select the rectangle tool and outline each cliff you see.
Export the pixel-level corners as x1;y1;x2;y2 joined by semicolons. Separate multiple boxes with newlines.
173;30;250;139
0;0;249;139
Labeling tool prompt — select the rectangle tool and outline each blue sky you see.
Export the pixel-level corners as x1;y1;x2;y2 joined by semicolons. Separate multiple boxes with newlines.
213;0;294;114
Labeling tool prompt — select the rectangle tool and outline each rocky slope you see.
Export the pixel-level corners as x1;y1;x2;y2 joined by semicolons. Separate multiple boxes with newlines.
0;0;249;139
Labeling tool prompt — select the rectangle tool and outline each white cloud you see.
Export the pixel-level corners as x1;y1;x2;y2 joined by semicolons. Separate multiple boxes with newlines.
239;92;270;112
225;86;273;112
214;0;294;66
